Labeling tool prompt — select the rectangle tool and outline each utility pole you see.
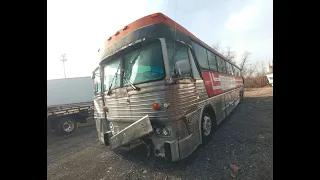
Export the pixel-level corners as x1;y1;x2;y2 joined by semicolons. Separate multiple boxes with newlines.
60;53;67;78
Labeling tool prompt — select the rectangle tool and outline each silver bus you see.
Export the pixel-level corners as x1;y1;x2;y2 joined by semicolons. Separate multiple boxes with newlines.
92;13;244;162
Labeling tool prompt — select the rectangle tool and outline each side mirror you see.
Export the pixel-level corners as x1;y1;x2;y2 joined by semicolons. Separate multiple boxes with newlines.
91;73;95;79
174;59;191;77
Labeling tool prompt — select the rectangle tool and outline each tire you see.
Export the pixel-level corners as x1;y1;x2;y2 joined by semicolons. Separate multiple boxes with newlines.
55;117;77;135
201;109;216;144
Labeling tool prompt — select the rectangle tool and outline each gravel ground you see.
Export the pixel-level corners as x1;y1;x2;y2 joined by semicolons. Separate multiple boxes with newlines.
47;87;273;180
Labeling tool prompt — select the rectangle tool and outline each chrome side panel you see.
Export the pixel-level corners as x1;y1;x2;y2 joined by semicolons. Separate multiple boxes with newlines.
198;88;242;129
185;87;241;146
210;94;226;124
183;79;208;143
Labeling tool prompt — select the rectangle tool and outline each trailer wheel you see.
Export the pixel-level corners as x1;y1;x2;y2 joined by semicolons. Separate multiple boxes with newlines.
201;108;217;144
55;117;77;135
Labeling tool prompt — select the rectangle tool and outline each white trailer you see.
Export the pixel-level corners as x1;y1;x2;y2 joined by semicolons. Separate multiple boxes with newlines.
47;77;94;135
266;73;273;86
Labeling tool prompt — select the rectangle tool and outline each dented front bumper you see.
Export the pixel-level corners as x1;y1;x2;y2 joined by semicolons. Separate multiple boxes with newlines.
103;115;153;149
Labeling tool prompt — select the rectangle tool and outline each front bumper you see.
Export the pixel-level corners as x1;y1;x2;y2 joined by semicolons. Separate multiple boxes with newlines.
102;116;200;162
162;132;199;162
104;115;153;149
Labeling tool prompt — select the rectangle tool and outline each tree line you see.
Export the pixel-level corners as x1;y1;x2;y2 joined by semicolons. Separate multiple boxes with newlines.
211;43;272;78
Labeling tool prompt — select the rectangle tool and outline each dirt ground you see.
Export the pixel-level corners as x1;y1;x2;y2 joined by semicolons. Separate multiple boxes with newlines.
47;87;273;180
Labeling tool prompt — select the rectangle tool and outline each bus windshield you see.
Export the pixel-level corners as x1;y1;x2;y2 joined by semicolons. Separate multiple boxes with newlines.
102;40;165;92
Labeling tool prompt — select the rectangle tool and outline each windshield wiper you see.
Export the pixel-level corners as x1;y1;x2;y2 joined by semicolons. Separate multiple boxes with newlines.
107;64;121;95
123;74;140;91
123;51;141;91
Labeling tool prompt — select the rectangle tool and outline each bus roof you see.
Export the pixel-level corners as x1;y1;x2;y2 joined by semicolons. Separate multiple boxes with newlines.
104;13;201;48
102;12;240;69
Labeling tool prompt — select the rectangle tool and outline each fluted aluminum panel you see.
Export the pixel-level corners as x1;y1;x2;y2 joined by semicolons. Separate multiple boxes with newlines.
94;95;106;140
104;79;207;133
94;95;104;119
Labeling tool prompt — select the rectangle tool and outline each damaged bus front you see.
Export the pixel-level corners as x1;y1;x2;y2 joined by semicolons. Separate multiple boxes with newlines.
96;37;197;161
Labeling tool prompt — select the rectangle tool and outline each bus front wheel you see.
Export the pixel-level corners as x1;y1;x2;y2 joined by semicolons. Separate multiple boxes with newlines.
201;109;217;144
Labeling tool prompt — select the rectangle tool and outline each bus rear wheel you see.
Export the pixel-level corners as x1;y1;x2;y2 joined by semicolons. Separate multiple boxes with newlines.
201;109;216;144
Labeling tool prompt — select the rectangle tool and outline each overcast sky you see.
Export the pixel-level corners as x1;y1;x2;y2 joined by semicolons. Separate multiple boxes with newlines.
47;0;272;80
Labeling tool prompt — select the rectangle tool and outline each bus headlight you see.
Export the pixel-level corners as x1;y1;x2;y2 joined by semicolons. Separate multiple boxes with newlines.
109;122;115;135
155;128;161;135
154;125;171;136
162;127;170;136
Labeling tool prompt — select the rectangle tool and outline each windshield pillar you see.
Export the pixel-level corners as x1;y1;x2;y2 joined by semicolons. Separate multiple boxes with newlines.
119;56;124;88
159;38;171;80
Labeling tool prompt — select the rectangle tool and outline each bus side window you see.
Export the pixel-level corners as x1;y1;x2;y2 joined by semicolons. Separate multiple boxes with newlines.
232;66;237;76
217;56;227;74
188;48;201;79
191;41;209;69
226;62;234;75
207;51;218;72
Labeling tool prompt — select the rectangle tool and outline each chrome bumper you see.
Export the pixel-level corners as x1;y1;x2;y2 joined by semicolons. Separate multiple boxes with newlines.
165;133;199;162
106;115;153;149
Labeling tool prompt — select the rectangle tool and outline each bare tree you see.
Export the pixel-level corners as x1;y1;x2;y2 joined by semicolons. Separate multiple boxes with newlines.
212;42;221;52
238;51;251;76
254;60;269;77
223;47;236;64
247;61;258;77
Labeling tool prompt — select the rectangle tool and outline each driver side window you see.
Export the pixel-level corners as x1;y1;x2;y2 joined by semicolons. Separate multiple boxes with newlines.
93;69;101;94
166;41;191;78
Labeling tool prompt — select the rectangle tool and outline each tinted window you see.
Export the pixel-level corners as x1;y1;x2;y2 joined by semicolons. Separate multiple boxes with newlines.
167;41;191;77
207;51;218;71
191;41;209;69
217;56;226;73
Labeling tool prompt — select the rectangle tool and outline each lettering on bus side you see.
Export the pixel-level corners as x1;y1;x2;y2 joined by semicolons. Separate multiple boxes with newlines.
201;71;243;97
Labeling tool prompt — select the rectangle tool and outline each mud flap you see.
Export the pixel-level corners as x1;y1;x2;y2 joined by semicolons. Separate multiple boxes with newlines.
110;115;153;149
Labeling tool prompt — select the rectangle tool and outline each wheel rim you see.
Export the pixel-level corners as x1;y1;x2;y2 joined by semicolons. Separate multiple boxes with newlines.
203;115;212;136
63;120;75;132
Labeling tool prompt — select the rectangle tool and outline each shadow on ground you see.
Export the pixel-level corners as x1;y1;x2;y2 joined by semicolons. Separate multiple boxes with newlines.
108;95;273;179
